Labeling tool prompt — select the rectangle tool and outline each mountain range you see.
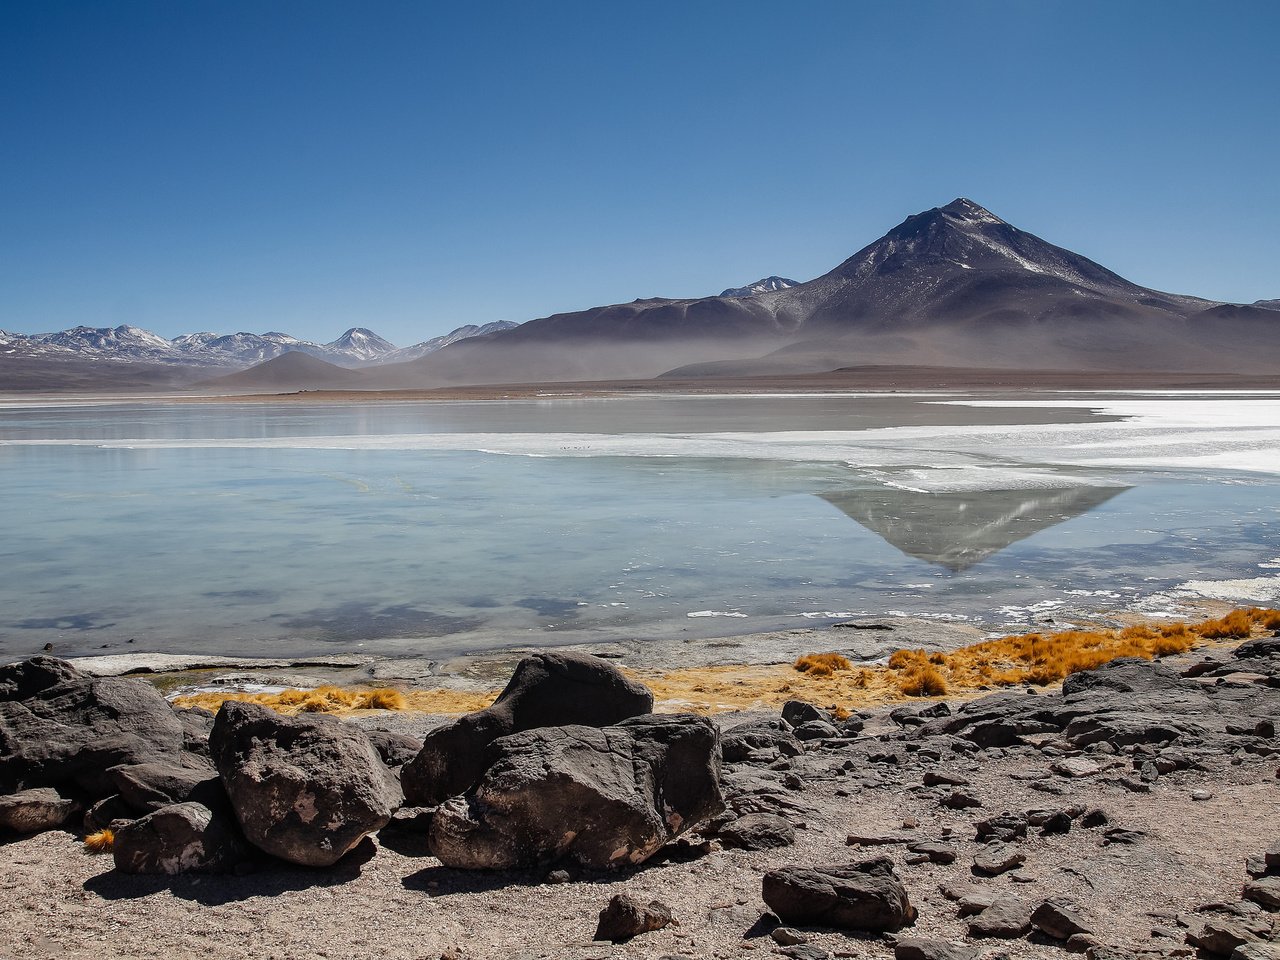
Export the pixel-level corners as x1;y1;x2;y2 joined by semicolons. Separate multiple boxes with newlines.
2;199;1276;392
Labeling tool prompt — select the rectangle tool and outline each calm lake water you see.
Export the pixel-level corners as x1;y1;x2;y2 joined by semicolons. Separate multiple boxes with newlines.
2;393;1278;661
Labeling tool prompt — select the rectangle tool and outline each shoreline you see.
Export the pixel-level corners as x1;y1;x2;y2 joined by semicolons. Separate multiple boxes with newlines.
7;364;1280;405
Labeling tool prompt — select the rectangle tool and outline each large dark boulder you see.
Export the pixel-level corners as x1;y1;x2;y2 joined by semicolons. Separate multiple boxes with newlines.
112;802;249;875
0;657;187;797
762;857;917;932
429;713;722;870
402;652;653;806
593;894;674;942
210;701;403;867
107;760;227;815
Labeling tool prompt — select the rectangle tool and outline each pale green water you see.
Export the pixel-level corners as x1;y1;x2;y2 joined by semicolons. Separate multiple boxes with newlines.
2;394;1277;660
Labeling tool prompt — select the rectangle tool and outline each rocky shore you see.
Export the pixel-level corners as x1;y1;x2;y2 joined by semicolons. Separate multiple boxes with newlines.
2;629;1279;960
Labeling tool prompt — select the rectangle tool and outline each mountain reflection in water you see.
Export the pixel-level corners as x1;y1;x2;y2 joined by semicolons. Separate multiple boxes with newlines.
820;484;1129;571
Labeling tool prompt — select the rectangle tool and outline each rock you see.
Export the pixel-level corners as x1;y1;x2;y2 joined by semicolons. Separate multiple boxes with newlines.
781;700;829;726
894;939;979;960
771;927;808;946
941;789;983;809
793;720;840;741
1183;913;1271;954
83;794;135;833
761;857;916;932
975;812;1028;843
1031;898;1094;939
718;812;795;850
721;718;803;763
1243;876;1280;910
593;893;672;942
1101;827;1146;846
364;729;424;769
968;897;1034;938
112;802;248;875
1080;808;1110;828
173;707;215;757
429;714;722;870
923;770;970;787
1232;944;1280;960
0;786;80;833
781;947;831;960
1193;789;1214;801
1267;840;1280;870
402;652;653;806
940;881;998;917
906;841;957;865
107;760;225;815
0;657;187;798
1052;757;1104;778
210;701;402;867
973;843;1026;876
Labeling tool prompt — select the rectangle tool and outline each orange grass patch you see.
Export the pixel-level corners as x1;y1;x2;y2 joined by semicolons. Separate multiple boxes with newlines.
793;652;852;676
172;685;497;716
84;829;114;853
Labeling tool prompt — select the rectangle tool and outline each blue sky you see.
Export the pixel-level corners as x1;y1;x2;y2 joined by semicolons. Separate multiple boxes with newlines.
2;1;1277;346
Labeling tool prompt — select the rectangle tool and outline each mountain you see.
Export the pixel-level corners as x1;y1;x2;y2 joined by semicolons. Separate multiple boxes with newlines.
1255;299;1280;311
389;197;1276;386
327;328;397;363
201;352;367;392
0;320;520;389
383;321;519;363
720;277;798;298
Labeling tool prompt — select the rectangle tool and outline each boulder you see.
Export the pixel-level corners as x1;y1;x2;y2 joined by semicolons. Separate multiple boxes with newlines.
210;701;402;867
429;713;721;870
968;897;1034;938
0;657;186;797
1244;876;1280;910
973;842;1025;876
761;857;917;932
722;719;804;763
894;939;979;960
401;652;653;806
1031;898;1094;940
364;730;423;769
107;760;226;815
593;893;673;942
0;786;80;833
718;812;796;850
781;700;829;726
112;802;248;875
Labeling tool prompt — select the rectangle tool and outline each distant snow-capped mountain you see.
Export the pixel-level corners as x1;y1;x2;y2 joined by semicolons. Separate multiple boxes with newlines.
719;276;798;298
383;321;519;362
0;321;520;369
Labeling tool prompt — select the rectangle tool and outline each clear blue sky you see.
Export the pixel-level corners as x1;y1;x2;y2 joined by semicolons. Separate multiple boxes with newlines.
2;1;1277;346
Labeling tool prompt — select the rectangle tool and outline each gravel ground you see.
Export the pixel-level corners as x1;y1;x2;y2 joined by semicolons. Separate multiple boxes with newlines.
1;716;1275;960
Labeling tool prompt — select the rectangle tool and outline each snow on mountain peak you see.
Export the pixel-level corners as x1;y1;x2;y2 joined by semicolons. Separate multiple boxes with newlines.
720;276;799;298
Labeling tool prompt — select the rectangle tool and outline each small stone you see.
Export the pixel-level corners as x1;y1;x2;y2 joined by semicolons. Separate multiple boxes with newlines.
546;869;571;884
1051;757;1103;778
1080;808;1110;828
941;790;983;809
906;841;957;865
1192;789;1213;801
1120;777;1151;793
771;927;807;946
973;843;1026;876
894;938;980;960
593;894;673;942
1030;898;1094;940
968;897;1034;938
780;946;831;960
923;771;970;788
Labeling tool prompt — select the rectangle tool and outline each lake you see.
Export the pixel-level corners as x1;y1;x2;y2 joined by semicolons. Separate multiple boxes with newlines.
2;392;1278;661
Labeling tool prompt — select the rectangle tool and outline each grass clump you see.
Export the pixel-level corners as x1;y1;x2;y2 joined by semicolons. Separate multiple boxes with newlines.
84;829;114;853
172;684;493;716
888;649;949;696
793;652;852;677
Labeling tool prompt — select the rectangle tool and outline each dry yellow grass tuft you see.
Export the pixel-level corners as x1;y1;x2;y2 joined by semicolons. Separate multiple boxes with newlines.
793;652;852;677
173;685;495;716
84;829;114;853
